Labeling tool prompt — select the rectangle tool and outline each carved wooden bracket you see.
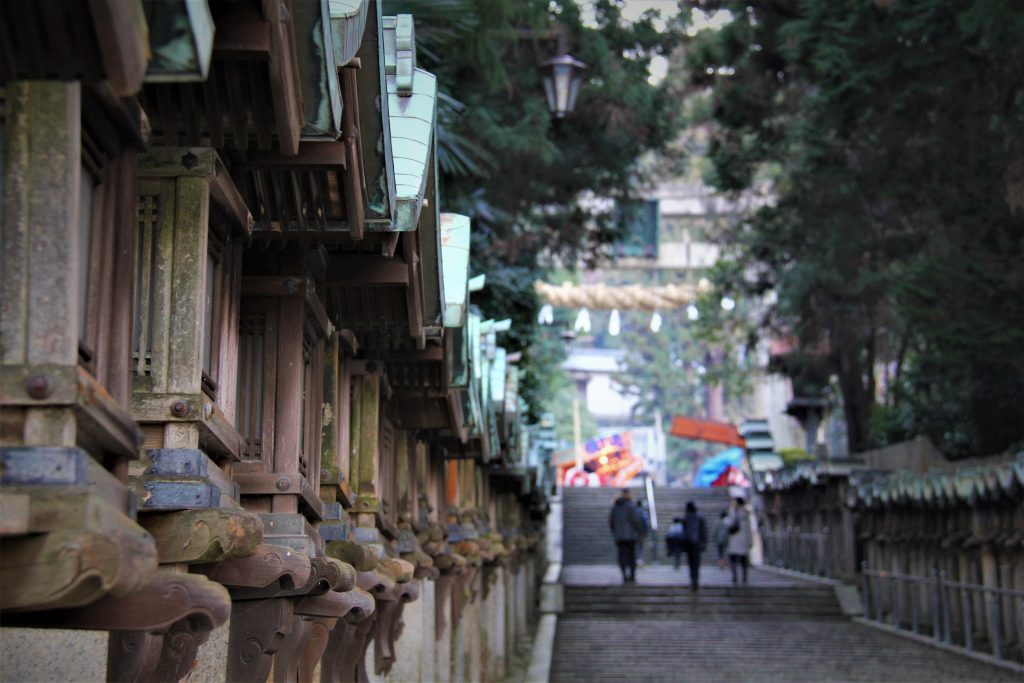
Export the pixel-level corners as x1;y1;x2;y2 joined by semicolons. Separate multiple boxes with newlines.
0;488;158;613
139;508;264;564
433;550;468;575
371;596;402;675
336;586;376;624
5;571;230;683
319;586;377;683
400;544;439;579
229;556;354;600
263;586;379;683
226;598;294;683
449;566;478;634
296;616;336;683
372;580;420;676
270;612;313;683
326;538;380;571
275;591;356;683
321;611;376;683
356;568;394;598
194;543;311;590
433;574;453;640
378;557;415;584
108;614;222;683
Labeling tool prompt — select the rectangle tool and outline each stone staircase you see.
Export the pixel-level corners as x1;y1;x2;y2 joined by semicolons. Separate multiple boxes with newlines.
563;583;843;619
552;487;1019;682
561;487;733;566
551;577;1020;682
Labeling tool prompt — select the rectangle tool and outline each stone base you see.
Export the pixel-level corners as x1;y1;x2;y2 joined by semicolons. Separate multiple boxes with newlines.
190;621;230;682
1;628;107;682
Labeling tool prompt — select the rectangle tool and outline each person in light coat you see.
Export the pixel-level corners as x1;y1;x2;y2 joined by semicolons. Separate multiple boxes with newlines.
724;497;754;585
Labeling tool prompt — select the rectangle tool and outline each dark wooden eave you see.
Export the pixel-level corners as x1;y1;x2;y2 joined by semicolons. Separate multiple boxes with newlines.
139;0;303;154
0;0;149;96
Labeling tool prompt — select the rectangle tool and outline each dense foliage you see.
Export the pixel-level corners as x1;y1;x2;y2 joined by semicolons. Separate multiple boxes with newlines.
686;0;1024;457
386;0;686;420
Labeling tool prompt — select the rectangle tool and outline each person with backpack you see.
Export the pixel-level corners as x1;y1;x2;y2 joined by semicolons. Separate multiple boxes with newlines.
665;516;687;570
725;496;754;585
681;501;708;592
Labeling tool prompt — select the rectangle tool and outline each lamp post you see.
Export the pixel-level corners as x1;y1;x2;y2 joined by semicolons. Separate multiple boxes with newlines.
504;25;587;119
540;53;587;118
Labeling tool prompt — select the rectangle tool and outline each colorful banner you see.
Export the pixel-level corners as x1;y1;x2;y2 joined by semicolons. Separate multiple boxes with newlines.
559;432;644;487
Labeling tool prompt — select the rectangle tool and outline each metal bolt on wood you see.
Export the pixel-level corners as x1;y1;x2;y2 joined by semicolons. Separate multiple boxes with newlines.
25;374;53;399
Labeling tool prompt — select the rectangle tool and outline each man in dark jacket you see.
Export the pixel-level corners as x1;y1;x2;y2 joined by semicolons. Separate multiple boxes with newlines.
682;501;708;592
609;488;645;583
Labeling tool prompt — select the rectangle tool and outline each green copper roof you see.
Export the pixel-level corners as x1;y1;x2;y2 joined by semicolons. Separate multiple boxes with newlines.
767;452;1024;508
329;0;370;67
354;1;396;225
440;213;471;328
467;312;484;437
490;348;507;405
382;14;437;231
448;326;470;388
418;137;444;330
294;0;343;139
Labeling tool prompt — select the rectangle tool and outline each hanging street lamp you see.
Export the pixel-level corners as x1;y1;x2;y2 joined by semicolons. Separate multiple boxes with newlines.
540;53;587;118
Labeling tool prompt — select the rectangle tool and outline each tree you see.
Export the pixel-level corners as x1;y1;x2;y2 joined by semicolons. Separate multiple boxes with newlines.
387;0;689;421
686;0;1024;456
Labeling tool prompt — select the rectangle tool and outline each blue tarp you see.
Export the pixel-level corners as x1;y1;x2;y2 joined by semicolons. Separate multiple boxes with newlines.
692;447;745;488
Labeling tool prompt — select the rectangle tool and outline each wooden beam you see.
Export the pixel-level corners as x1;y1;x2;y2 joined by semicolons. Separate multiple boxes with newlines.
272;300;304;514
243;142;347;170
402;233;425;346
209;160;254;237
76;365;142;460
326;256;409;287
241;275;314;298
265;0;303;155
382;346;444;363
212;5;271;59
88;0;149;96
306;289;331;338
341;68;366;240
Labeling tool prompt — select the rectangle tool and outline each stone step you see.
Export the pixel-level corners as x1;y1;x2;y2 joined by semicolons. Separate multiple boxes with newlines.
550;616;1022;682
562;487;736;565
555;501;1020;683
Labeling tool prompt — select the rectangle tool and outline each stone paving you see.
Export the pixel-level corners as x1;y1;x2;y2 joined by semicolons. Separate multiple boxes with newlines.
551;563;1021;682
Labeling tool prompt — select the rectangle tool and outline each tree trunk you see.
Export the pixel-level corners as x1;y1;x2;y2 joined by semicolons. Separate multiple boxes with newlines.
834;331;875;454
